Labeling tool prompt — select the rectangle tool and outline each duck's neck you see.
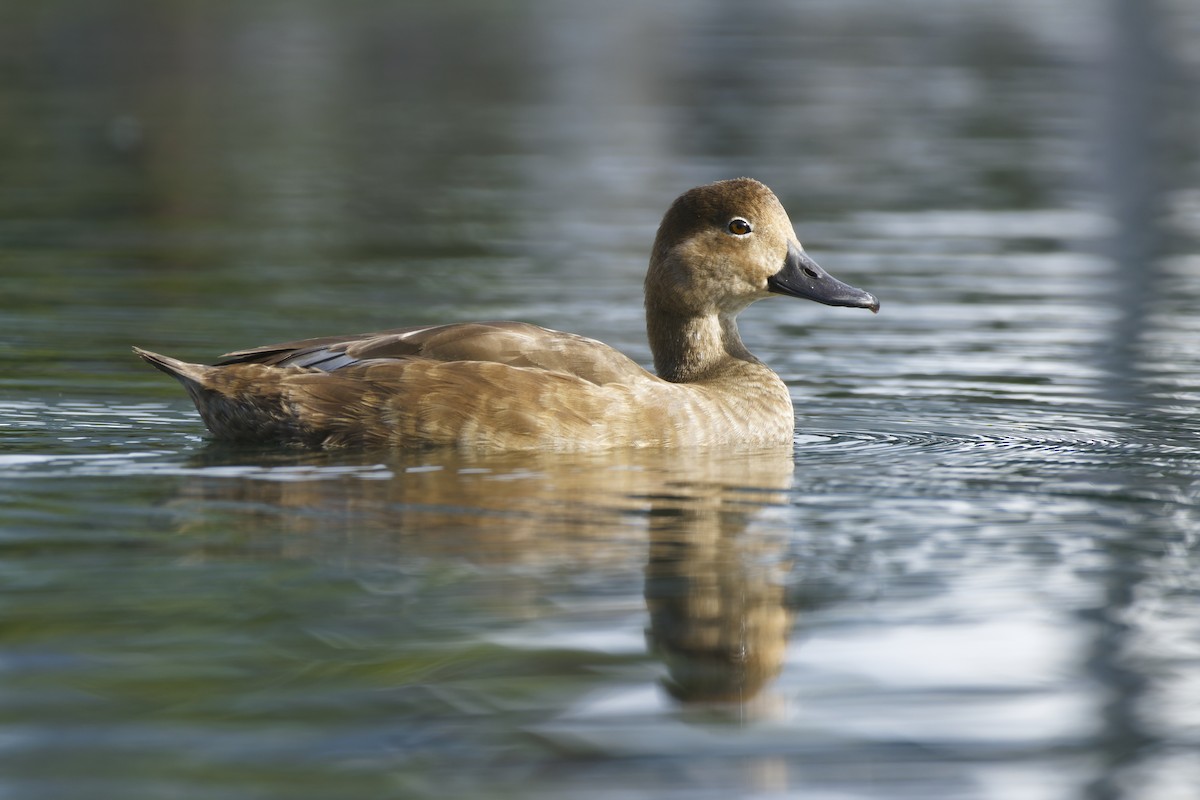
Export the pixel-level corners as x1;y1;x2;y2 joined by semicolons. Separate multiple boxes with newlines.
647;308;760;383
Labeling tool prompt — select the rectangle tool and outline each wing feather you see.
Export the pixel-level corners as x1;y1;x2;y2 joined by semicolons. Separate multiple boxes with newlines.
217;321;653;386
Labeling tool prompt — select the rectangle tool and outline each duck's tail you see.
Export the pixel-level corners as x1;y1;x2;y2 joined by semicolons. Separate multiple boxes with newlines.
132;346;212;390
133;346;227;430
133;346;316;445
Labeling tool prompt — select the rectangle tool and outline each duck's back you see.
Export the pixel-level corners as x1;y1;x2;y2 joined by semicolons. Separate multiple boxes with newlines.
218;321;653;388
138;321;716;451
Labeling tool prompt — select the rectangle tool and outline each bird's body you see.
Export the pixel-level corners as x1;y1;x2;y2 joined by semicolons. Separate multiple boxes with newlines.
135;178;878;451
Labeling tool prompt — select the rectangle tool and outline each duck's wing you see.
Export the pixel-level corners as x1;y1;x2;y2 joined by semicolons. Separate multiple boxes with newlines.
217;321;654;386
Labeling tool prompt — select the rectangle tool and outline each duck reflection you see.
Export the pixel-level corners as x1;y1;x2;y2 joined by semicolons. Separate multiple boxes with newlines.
644;499;794;704
175;443;798;702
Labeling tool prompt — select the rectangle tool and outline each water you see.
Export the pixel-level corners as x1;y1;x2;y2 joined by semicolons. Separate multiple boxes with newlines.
3;1;1200;798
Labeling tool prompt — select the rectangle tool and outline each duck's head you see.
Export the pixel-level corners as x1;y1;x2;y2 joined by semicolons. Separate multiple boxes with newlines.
645;177;879;318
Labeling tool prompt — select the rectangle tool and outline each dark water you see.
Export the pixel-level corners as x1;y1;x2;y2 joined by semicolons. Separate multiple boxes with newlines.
3;2;1200;798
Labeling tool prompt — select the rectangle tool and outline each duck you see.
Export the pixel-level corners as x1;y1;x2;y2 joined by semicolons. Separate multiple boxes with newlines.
134;178;878;450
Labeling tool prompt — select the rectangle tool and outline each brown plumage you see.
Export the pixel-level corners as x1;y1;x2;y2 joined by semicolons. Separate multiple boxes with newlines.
134;178;878;450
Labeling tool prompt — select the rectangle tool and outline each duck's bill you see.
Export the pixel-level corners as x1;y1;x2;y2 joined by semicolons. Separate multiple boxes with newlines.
767;241;879;313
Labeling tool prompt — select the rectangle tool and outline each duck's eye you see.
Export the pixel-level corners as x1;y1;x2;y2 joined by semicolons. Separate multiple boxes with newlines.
727;218;752;236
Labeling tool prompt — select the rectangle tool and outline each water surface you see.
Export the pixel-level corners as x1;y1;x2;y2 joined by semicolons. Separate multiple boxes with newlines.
2;2;1200;798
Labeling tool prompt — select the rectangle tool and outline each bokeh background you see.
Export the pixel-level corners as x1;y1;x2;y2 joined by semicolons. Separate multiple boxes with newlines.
2;1;1199;799
3;0;1195;370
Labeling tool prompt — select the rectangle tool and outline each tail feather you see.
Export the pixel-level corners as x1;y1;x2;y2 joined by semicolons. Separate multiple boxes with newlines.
133;346;313;445
132;346;212;389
